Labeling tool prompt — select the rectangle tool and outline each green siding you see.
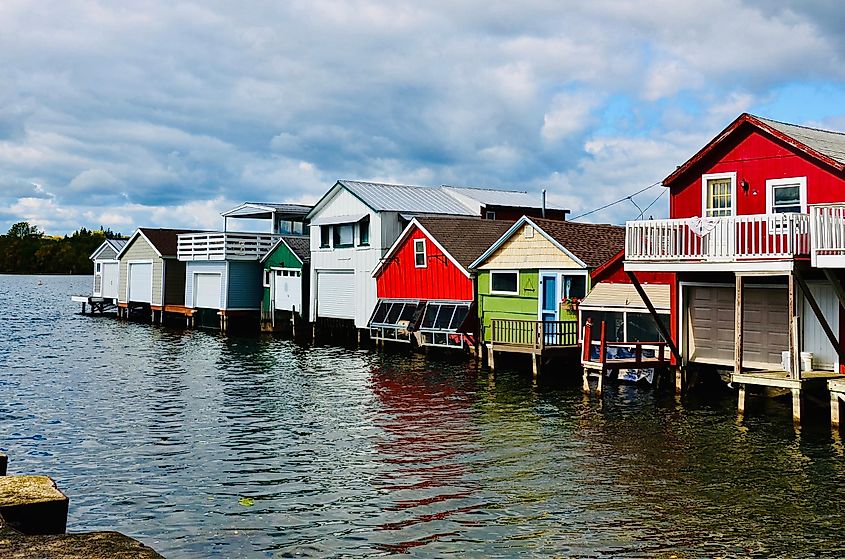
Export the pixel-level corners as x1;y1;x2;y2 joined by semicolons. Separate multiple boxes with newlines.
477;270;540;342
262;242;303;312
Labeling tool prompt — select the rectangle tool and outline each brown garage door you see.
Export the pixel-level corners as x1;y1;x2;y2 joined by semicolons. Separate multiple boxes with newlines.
687;285;787;369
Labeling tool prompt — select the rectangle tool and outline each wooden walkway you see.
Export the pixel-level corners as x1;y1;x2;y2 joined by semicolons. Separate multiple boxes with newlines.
732;370;841;424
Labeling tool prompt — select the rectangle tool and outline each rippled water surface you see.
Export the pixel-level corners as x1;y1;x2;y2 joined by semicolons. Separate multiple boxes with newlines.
4;275;845;558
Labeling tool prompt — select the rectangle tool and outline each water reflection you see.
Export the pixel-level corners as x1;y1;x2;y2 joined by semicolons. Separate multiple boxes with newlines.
3;275;845;558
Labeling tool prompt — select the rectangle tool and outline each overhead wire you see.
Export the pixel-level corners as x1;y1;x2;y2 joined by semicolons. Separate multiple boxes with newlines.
568;180;662;221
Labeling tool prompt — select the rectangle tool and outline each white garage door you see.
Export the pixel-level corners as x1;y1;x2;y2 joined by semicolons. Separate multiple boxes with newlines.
128;262;153;304
687;285;787;369
102;262;120;300
317;271;355;319
274;269;302;312
194;273;222;309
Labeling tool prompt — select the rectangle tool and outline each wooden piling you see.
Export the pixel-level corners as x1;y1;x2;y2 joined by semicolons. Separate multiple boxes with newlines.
831;392;841;428
737;385;746;416
792;388;802;424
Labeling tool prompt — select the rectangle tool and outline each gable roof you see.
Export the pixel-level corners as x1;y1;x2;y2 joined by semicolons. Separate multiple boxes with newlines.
664;113;845;187
372;217;514;278
116;228;197;259
222;202;312;219
469;216;625;270
262;234;311;264
89;238;128;260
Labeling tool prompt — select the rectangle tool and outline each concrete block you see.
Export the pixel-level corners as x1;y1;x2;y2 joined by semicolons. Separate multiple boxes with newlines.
0;475;69;535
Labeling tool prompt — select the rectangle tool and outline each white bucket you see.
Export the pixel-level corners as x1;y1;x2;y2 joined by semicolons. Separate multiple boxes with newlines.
800;352;814;372
781;351;791;372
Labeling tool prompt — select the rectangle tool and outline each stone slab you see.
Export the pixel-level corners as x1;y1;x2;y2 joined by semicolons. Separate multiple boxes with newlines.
0;476;69;535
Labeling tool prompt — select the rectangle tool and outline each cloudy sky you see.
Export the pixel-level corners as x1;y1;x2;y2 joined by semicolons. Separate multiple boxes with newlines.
2;1;845;234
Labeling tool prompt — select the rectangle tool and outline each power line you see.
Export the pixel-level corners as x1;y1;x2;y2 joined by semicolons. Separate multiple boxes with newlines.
569;181;662;221
635;188;667;220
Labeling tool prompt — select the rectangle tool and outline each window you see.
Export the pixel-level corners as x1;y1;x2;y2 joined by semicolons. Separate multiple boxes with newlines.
562;274;586;299
333;224;354;247
277;219;293;234
702;172;735;217
359;219;370;246
485;211;496;220
580;310;624;342
524;226;534;239
490;271;519;294
263;270;271;287
767;177;806;214
95;263;101;273
320;226;331;248
292;221;304;235
414;239;426;267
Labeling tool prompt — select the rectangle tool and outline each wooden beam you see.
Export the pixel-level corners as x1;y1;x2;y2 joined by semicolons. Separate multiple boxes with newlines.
823;269;845;311
734;275;744;376
794;268;845;366
626;271;681;362
788;274;799;379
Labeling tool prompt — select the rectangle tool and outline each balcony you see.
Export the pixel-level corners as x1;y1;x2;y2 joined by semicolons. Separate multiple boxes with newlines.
625;213;810;271
810;205;845;268
177;232;280;261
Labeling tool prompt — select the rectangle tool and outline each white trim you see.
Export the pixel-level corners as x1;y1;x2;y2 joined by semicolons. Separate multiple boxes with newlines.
701;171;736;218
260;237;305;265
469;216;589;270
538;271;560;321
191;270;223;309
766;176;807;214
116;229;164;259
490;270;520;295
372;219;472;279
414;238;427;268
624;260;794;273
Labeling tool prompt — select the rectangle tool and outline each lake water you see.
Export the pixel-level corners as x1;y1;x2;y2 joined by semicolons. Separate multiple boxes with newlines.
3;274;845;558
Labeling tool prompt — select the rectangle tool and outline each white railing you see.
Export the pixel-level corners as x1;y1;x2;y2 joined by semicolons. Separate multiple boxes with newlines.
626;213;810;262
177;232;280;261
810;204;845;266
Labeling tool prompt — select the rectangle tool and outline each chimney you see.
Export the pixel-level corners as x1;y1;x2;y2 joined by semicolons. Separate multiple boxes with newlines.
541;189;546;218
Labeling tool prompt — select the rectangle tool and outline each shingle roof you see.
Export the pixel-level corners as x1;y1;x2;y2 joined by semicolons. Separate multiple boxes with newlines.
138;228;197;257
755;115;845;165
415;217;514;269
338;180;477;215
280;235;311;262
529;217;625;268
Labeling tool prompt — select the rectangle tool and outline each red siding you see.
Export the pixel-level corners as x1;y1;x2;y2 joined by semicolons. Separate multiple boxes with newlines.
670;126;845;219
377;227;473;301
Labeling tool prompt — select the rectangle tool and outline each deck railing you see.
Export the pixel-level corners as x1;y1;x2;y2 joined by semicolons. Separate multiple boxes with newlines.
810;204;845;266
177;232;280;261
491;319;578;350
626;213;810;262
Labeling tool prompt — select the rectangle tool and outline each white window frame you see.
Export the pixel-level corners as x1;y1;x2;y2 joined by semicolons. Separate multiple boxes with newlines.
414;238;427;268
263;269;271;287
701;172;736;217
766;176;807;215
490;270;520;295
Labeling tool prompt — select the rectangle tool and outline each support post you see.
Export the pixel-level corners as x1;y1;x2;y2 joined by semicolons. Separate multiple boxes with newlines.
734;275;744;376
675;368;684;396
597;321;606;396
626;271;680;362
532;353;540;380
738;384;746;416
582;368;590;394
832;392;841;428
488;345;496;372
792;388;802;425
788;273;799;379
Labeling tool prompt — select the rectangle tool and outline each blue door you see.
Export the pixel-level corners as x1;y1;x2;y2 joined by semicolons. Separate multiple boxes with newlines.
541;274;558;343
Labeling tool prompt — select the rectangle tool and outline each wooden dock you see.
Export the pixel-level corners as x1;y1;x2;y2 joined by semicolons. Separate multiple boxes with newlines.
487;319;578;377
732;370;841;424
70;295;115;315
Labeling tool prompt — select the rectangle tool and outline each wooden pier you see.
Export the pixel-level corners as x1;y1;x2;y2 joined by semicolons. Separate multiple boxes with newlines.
487;319;578;377
733;370;841;424
70;296;115;315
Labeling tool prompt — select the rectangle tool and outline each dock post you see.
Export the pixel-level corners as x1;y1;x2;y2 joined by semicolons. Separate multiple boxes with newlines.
832;393;841;428
675;368;684;396
792;388;802;425
734;275;744;376
737;385;746;416
488;346;496;372
532;353;540;381
582;368;590;394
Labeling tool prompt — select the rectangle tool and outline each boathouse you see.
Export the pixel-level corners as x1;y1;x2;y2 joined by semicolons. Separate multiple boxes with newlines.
306;180;566;336
624;113;845;423
369;216;512;349
261;235;311;333
115;228;196;321
469;216;625;373
90;238;127;303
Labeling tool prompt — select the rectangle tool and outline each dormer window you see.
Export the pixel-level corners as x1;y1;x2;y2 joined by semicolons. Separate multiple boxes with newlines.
702;172;735;217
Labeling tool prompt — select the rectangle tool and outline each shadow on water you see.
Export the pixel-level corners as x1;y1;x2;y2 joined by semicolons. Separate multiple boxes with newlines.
4;276;845;558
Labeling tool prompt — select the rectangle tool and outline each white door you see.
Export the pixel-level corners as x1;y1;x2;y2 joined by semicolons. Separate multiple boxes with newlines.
274;269;302;312
802;283;839;371
194;273;222;309
101;262;119;300
128;262;153;304
317;271;355;319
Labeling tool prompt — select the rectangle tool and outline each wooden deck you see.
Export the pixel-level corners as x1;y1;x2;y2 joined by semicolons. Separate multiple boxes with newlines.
732;370;842;424
828;378;845;428
487;319;578;376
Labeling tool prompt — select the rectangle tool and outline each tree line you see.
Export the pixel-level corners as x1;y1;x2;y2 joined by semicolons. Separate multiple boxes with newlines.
0;222;125;275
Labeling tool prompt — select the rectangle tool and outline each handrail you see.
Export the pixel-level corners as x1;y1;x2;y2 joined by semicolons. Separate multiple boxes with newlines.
811;205;845;266
177;232;280;261
626;213;810;262
491;318;578;349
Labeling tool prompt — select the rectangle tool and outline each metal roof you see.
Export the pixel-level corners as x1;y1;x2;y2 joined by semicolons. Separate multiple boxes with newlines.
441;185;565;210
106;239;128;252
756;116;845;166
338;180;477;215
221;202;313;219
